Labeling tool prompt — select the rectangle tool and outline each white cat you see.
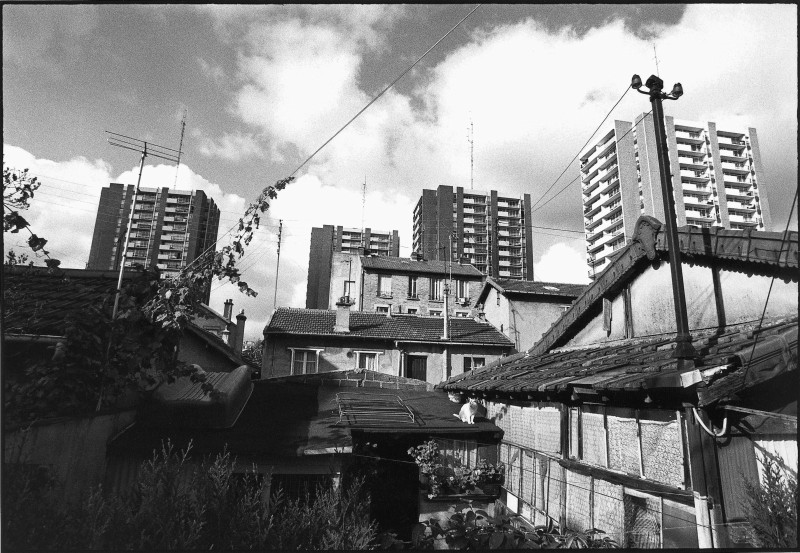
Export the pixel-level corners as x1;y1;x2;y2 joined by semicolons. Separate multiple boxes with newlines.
454;397;483;424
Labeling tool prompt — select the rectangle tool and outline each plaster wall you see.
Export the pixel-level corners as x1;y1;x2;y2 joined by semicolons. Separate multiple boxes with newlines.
508;298;573;351
328;252;363;309
360;271;479;316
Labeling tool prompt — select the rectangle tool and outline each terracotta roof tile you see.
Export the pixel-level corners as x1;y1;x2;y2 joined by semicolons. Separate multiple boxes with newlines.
266;307;514;346
361;256;484;277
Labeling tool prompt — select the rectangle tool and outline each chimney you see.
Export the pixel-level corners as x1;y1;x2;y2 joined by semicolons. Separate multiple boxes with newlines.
334;298;351;333
223;299;234;321
234;310;247;355
474;309;486;323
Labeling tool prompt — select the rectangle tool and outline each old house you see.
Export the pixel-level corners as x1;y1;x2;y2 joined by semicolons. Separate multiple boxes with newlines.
327;252;485;317
3;265;251;500
106;368;504;542
441;221;797;549
262;302;514;385
476;278;587;350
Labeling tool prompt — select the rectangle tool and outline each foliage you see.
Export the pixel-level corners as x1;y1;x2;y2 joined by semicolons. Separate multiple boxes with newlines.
743;452;797;548
3;165;60;268
2;440;380;550
242;337;264;367
3;174;296;424
472;458;505;485
412;503;619;550
408;439;441;476
3;269;213;427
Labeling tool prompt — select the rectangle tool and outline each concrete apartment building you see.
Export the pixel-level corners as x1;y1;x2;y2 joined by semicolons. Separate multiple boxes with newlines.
580;115;772;278
87;183;220;292
328;252;484;317
305;225;400;309
412;185;535;280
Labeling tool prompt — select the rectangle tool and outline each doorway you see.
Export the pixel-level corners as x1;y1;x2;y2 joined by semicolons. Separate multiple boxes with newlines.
407;355;427;381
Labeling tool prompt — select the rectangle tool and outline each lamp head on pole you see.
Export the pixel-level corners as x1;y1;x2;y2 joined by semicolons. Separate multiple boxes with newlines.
670;83;684;99
631;74;643;90
645;74;664;92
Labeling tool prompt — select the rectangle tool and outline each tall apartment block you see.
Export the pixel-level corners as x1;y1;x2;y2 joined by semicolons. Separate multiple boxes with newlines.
412;185;534;280
87;183;220;299
580;114;772;278
305;224;400;309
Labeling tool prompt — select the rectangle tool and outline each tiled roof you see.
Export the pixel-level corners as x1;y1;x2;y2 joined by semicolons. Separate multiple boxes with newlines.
441;317;797;407
530;224;798;357
265;308;514;346
361;256;484;278
3;266;140;335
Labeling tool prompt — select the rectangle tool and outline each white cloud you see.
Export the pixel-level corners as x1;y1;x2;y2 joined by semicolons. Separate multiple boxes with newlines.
533;243;591;284
193;129;264;161
197;57;226;86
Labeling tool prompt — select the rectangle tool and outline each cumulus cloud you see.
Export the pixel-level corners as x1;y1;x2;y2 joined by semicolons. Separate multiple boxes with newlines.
192;130;265;161
533;243;591;284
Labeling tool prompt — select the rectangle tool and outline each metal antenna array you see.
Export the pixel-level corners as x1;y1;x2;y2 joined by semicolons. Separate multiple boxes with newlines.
105;131;181;319
467;117;474;189
173;109;187;189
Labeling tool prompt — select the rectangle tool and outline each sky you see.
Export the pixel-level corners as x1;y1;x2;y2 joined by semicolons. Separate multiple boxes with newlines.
3;4;797;342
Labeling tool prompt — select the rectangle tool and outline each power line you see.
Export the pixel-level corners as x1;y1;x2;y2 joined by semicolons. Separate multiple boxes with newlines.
532;110;653;215
182;4;485;278
530;86;631;212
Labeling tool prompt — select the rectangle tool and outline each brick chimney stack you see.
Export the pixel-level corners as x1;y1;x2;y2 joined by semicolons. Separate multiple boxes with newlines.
234;310;247;354
223;299;234;321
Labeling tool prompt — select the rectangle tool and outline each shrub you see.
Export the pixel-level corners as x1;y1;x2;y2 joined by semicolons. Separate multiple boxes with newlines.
2;440;379;550
743;452;797;548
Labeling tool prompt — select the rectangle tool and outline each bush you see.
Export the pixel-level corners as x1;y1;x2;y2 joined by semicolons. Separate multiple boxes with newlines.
743;452;797;548
2;440;379;550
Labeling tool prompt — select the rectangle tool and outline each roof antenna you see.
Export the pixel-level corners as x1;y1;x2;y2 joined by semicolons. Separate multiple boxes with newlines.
653;44;660;77
361;176;367;248
173;108;187;189
467;115;474;190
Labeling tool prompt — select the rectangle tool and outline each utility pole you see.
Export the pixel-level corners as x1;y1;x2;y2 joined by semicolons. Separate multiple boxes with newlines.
105;131;180;319
630;74;696;362
173;109;187;189
273;219;283;311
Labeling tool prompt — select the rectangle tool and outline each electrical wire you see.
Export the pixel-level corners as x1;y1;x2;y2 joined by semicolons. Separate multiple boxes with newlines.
182;4;485;277
530;86;631;212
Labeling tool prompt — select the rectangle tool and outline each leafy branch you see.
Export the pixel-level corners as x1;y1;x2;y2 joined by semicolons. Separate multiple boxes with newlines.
3;166;60;269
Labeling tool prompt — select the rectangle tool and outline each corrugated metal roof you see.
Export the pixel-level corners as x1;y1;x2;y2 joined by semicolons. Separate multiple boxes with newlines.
265;308;514;346
361;256;484;277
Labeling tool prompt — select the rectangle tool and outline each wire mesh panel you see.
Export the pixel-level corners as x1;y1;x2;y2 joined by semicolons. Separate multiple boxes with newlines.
335;393;416;426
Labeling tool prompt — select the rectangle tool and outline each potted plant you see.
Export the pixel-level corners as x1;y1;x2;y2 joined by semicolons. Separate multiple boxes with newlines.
446;466;477;495
408;439;441;487
472;459;504;496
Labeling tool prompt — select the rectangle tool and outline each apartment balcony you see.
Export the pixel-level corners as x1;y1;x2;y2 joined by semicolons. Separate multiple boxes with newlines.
716;134;746;147
685;210;715;222
723;178;753;189
582;178;602;198
727;202;757;213
601;203;623;220
719;152;745;162
679;157;707;170
601;191;621;208
675;132;704;145
721;162;750;174
683;196;713;209
584;201;602;219
724;188;752;200
680;169;710;180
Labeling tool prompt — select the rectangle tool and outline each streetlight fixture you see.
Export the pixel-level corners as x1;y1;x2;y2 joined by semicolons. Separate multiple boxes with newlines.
631;74;697;362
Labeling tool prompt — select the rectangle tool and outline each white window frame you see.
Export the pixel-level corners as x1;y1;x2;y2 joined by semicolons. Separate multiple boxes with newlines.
429;278;444;301
456;279;468;300
288;348;323;375
463;356;486;371
378;275;392;298
354;350;382;371
455;310;470;318
408;276;418;298
375;304;390;313
406;307;418;315
429;309;443;317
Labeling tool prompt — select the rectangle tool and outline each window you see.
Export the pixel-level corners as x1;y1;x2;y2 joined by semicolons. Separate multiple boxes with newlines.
429;309;442;317
342;280;354;301
429;278;444;301
455;310;470;318
408;276;418;298
375;305;389;314
378;275;392;297
455;280;468;300
290;348;320;375
407;355;427;381
356;351;379;370
406;308;418;315
463;357;485;371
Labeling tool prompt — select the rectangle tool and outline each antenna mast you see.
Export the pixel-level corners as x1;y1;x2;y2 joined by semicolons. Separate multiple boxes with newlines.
361;177;367;247
653;44;660;76
467;117;474;189
173;108;187;189
273;219;283;311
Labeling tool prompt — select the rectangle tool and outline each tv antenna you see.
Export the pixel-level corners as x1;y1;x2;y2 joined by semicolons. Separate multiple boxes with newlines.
173;108;187;189
105;130;180;319
361;176;367;247
467;117;474;189
653;44;660;76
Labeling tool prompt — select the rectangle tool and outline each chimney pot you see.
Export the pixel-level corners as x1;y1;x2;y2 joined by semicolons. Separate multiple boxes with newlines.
223;299;234;321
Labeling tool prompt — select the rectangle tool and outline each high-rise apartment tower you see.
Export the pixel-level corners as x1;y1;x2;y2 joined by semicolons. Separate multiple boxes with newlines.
412;185;534;280
87;183;220;299
580;115;772;278
305;225;400;309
